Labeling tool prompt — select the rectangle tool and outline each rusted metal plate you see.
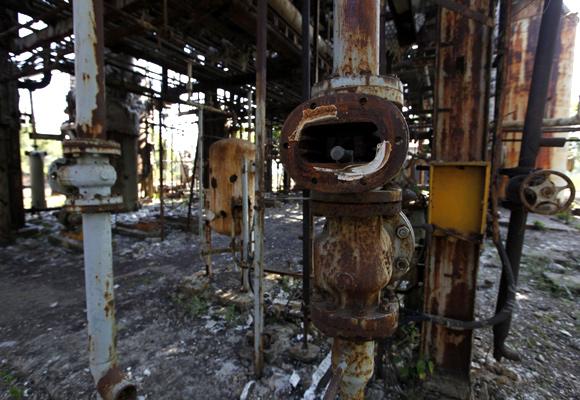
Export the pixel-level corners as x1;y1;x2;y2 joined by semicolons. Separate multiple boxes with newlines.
280;92;409;193
501;4;578;171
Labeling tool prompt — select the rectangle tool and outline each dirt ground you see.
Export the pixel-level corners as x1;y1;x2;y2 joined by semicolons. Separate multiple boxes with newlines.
0;201;578;399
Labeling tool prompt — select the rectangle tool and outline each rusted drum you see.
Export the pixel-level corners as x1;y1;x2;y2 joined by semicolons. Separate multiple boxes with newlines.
207;138;255;236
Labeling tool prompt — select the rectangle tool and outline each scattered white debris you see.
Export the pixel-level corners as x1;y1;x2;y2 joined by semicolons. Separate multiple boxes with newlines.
240;380;255;400
0;341;17;348
302;352;331;400
289;370;300;388
559;329;572;337
49;302;58;308
143;368;151;377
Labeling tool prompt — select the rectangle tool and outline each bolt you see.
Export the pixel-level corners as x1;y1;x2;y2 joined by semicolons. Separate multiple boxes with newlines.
396;258;409;271
396;225;410;239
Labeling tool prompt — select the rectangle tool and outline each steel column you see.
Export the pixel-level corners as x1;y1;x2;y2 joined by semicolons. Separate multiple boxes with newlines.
493;0;563;361
301;0;313;352
0;7;24;243
421;1;493;398
253;0;267;378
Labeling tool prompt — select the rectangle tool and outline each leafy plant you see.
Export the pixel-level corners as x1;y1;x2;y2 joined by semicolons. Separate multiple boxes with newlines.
188;296;208;318
224;305;239;325
532;220;546;231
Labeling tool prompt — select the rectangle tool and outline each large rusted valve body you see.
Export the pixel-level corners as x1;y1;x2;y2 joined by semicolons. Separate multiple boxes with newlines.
280;92;409;193
312;215;399;339
309;189;413;340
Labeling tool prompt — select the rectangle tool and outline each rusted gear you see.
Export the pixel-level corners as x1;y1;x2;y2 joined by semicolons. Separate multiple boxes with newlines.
519;169;575;215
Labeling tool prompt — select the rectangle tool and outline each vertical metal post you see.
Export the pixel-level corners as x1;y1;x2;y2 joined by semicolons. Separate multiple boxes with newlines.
421;1;493;397
71;1;136;399
197;107;204;242
0;8;23;243
313;0;320;84
253;0;267;378
158;68;167;241
242;157;250;291
301;0;312;351
493;0;563;361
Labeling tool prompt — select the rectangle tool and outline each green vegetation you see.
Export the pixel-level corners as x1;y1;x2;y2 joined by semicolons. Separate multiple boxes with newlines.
223;305;240;325
532;220;546;231
0;370;23;400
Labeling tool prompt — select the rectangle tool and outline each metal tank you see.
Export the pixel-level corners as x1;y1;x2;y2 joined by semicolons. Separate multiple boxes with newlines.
207;138;256;236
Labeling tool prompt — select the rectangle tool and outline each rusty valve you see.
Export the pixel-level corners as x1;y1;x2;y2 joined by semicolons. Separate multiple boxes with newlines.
519;169;575;215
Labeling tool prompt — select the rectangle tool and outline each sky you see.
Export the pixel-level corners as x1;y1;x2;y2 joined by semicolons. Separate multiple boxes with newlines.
17;0;580;140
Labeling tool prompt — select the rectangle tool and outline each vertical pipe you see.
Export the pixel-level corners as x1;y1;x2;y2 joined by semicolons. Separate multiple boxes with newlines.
313;0;320;84
494;0;563;361
82;213;116;386
379;0;387;75
73;0;106;139
242;157;250;291
333;0;380;76
159;68;167;241
72;1;136;398
253;0;267;378
198;107;205;243
301;0;312;351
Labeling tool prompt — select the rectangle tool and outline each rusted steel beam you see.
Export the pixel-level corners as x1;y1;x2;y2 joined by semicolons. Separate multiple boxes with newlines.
253;0;267;379
421;0;493;397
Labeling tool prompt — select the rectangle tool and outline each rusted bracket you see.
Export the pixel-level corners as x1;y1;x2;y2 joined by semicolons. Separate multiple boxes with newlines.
434;0;494;27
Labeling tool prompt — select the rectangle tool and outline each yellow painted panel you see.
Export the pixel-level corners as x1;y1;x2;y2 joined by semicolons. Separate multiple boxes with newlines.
428;162;490;236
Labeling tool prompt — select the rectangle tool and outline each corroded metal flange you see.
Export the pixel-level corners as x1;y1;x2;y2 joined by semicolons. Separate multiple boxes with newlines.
311;189;402;217
63;138;121;156
312;74;404;106
280;92;409;193
311;299;399;340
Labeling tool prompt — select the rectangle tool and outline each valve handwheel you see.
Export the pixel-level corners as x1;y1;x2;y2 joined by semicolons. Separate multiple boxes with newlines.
519;169;575;215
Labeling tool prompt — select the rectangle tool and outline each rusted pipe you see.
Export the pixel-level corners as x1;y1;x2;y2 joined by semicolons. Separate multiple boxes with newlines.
333;0;380;76
73;0;106;139
72;1;136;399
331;339;375;400
253;0;267;379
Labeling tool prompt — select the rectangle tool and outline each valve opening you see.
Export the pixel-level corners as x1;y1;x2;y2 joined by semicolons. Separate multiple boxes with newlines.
298;121;381;165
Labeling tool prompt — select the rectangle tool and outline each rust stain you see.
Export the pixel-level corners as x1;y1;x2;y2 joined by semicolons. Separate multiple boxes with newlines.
501;5;578;171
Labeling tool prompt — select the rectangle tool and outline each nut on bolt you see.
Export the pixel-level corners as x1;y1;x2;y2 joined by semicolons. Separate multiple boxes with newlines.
395;258;409;271
396;225;411;239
